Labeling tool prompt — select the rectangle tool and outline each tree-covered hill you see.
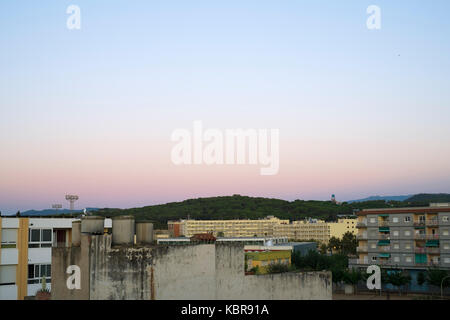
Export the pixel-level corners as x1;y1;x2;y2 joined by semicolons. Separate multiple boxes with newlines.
93;195;425;229
405;193;450;203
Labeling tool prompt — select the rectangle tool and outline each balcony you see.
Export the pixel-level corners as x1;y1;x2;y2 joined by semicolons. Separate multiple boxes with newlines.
428;261;440;267
378;246;391;252
378;221;389;227
414;247;426;254
356;246;368;253
427;234;440;240
426;219;439;227
356;221;367;228
357;234;367;240
379;233;391;240
413;221;426;227
414;233;427;240
426;247;440;254
377;259;392;266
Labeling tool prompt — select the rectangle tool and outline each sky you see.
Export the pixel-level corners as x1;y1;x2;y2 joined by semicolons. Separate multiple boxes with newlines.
1;1;450;213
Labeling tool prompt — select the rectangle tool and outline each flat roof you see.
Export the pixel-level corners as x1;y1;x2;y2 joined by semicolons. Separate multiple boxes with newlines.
358;207;450;215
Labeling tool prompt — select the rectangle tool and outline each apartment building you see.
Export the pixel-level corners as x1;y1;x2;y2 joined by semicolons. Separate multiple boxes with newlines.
169;217;356;243
168;216;289;238
352;204;450;270
0;216;112;300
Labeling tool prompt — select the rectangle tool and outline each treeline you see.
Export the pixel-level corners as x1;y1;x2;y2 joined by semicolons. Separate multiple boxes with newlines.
93;195;435;229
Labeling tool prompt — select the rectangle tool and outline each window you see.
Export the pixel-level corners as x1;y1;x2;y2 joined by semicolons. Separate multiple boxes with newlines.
443;216;449;222
393;217;399;223
444;258;450;263
1;229;17;248
394;244;400;249
28;229;52;248
370;218;376;223
0;265;17;285
27;264;51;284
394;257;400;262
444;244;450;250
393;231;399;237
443;229;449;236
406;257;412;263
405;216;411;222
371;256;377;261
405;231;411;236
405;244;411;250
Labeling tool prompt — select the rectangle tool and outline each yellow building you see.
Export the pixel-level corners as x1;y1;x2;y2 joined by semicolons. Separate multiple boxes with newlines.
168;217;356;244
245;250;291;274
170;216;289;238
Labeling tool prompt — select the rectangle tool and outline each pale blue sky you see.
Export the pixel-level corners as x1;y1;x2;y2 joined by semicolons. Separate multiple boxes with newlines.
1;1;450;213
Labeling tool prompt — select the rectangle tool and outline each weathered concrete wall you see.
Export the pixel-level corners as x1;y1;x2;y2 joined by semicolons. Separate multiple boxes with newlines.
52;234;331;300
90;235;153;300
51;235;90;300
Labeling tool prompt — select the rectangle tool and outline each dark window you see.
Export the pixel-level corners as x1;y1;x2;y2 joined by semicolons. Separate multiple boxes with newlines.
30;229;40;242
42;229;52;242
28;264;34;279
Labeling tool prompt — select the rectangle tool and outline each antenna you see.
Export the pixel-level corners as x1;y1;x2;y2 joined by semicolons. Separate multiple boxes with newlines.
65;195;79;211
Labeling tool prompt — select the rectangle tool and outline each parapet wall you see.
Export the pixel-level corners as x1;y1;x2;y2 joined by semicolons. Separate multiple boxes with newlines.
52;235;331;300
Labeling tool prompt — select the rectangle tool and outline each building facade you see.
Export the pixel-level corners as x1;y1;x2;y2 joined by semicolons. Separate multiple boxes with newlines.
352;204;450;270
0;216;112;300
168;217;356;244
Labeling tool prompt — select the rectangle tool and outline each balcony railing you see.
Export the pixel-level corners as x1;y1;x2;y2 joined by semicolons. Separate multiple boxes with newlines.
413;221;426;227
378;246;391;252
427;234;440;240
414;247;426;254
356;246;368;253
378;221;389;227
357;234;367;240
356;221;367;228
426;220;439;226
426;247;440;254
379;234;391;239
414;234;427;239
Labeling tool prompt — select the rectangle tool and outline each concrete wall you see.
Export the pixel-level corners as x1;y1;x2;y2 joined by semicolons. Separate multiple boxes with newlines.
51;235;90;300
52;235;331;300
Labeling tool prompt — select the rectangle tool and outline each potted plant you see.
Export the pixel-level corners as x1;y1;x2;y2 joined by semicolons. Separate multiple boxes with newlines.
35;277;51;300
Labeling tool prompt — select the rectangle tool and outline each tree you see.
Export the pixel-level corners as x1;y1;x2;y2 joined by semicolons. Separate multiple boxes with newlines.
217;231;224;237
386;270;411;295
319;243;328;255
266;263;289;274
16;211;21;217
417;272;426;286
328;237;342;254
426;268;450;293
341;232;357;256
343;268;363;294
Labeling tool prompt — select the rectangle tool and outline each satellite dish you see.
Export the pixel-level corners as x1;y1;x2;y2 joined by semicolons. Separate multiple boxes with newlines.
83;208;87;215
266;240;273;246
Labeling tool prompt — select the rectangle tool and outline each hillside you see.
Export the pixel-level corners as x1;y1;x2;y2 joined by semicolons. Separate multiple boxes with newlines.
405;193;450;203
94;195;419;229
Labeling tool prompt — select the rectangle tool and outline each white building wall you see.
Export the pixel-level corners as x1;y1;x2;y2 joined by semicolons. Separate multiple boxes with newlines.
0;284;17;300
0;248;18;265
28;248;52;264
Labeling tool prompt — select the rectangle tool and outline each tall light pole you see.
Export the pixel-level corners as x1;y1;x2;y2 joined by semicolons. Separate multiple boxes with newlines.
65;195;79;211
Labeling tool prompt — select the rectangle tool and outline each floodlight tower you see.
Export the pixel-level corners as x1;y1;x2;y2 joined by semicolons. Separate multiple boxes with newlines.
65;195;79;211
52;204;63;211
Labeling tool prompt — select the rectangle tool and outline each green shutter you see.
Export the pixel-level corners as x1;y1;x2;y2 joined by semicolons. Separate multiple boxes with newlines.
379;227;390;232
379;253;390;258
425;240;439;247
377;240;390;246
